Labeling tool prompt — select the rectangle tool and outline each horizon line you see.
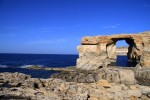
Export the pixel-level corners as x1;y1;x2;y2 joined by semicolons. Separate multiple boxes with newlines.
0;52;78;55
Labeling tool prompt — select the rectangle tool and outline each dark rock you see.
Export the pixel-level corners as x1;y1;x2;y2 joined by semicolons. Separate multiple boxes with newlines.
0;95;31;100
135;68;150;86
51;70;97;83
51;67;136;85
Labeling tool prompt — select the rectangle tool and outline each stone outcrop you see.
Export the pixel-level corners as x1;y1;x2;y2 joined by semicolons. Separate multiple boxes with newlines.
51;67;136;85
77;31;150;70
1;72;150;100
135;68;150;86
24;65;150;86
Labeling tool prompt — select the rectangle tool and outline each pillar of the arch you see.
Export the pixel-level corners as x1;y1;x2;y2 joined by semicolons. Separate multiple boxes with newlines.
106;43;117;59
125;39;141;62
76;44;108;70
139;36;150;67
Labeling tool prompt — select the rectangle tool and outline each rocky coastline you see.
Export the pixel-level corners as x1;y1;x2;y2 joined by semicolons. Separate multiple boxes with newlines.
1;31;150;100
0;66;150;100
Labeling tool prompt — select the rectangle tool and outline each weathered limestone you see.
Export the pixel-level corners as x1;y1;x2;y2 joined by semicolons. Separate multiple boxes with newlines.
77;31;150;70
135;68;150;86
1;72;150;100
51;67;137;85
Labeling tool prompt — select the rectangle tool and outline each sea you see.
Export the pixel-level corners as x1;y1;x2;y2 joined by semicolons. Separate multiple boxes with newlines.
0;53;136;78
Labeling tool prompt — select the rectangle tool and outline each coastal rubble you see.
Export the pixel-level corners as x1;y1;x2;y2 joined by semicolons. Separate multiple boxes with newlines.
0;72;150;100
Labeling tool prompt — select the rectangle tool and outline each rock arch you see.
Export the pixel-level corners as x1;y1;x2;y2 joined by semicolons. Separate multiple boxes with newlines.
106;37;140;61
76;32;150;70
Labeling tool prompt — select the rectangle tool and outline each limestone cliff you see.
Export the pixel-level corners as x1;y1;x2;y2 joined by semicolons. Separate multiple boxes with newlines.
77;31;150;70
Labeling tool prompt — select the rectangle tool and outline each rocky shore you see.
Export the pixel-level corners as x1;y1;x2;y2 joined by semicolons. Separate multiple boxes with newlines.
0;66;150;100
1;31;150;100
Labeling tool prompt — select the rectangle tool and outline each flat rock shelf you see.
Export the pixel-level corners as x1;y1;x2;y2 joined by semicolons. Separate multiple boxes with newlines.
0;71;150;100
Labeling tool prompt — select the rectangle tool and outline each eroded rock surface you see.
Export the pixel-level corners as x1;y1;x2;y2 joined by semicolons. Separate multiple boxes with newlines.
135;68;150;86
0;72;150;100
77;31;150;70
51;67;136;85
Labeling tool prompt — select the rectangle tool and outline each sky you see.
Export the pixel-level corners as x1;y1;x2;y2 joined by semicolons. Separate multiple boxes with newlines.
0;0;150;54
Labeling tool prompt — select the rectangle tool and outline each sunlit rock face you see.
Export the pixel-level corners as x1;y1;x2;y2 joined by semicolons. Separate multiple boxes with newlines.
77;31;150;70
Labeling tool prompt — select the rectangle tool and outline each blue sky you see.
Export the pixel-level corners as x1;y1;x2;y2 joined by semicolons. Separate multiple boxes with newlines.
0;0;150;54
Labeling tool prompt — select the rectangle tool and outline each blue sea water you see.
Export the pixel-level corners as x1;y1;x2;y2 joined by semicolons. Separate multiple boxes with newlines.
0;53;78;68
0;53;136;78
0;53;78;78
114;55;137;67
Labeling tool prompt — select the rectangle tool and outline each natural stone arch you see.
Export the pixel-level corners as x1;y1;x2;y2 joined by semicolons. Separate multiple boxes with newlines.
77;32;150;70
106;38;140;62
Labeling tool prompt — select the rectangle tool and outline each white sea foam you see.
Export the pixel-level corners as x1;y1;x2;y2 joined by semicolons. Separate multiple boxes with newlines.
19;65;45;68
0;65;9;68
0;64;45;68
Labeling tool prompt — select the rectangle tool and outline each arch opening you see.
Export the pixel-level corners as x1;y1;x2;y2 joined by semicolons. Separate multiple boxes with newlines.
106;38;139;67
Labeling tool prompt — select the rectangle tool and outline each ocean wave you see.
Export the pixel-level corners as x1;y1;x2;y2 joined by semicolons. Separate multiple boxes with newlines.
0;65;45;68
0;65;9;68
19;65;45;68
